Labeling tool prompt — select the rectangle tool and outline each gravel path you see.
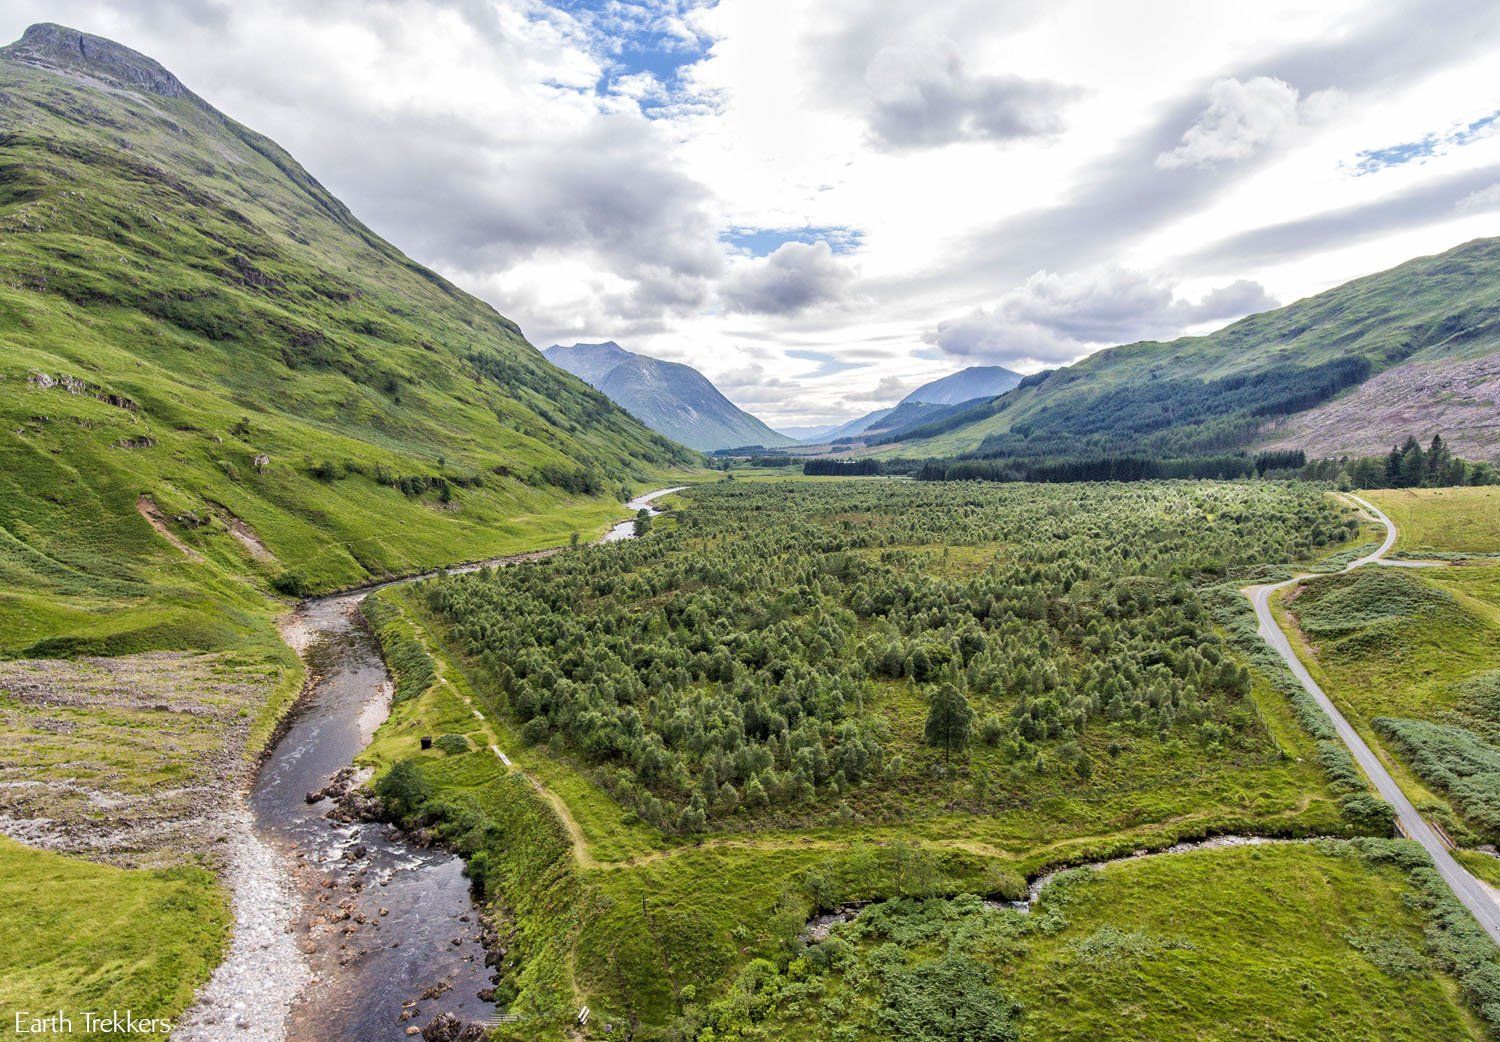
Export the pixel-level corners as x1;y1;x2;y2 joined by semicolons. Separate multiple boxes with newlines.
174;807;307;1042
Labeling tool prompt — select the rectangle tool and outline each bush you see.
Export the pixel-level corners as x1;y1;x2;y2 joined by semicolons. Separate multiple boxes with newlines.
362;596;437;702
375;759;432;820
1374;717;1500;841
434;733;470;755
271;570;309;597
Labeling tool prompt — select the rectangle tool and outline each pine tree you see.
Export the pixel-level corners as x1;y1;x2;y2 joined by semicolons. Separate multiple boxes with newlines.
1427;434;1451;487
1399;435;1425;487
924;683;974;765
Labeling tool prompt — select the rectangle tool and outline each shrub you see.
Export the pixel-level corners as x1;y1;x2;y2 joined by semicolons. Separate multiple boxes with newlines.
434;733;470;755
375;759;432;820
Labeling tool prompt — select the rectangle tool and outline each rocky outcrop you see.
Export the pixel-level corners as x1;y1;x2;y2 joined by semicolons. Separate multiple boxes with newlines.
420;1012;490;1042
1;23;194;99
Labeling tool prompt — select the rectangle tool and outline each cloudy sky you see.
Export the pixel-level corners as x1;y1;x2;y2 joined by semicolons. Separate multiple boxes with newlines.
7;0;1500;427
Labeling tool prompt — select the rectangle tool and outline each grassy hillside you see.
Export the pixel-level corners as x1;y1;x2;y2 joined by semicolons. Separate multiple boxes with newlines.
0;24;701;1030
888;237;1500;461
0;24;700;656
1276;496;1500;849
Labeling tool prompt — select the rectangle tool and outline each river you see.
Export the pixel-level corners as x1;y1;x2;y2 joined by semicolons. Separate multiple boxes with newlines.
198;487;682;1041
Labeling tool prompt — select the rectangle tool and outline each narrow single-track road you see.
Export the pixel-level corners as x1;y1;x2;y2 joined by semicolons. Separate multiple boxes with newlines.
1246;492;1500;944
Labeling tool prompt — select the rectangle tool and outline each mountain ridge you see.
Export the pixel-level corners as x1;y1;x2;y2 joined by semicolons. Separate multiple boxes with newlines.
883;237;1500;461
1;22;194;98
898;364;1023;407
0;22;696;655
545;341;796;450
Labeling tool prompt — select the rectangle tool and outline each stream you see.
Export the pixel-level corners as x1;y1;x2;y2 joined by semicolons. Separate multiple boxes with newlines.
232;488;681;1041
799;834;1317;943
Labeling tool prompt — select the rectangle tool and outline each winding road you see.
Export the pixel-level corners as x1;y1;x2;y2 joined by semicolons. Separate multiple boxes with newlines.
1246;492;1500;944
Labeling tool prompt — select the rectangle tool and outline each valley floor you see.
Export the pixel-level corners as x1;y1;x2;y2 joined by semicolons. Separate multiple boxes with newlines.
4;480;1499;1042
351;481;1500;1041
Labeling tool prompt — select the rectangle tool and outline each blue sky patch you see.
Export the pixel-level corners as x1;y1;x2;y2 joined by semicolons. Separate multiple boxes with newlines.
786;349;865;378
553;0;718;113
1355;106;1500;175
722;225;864;257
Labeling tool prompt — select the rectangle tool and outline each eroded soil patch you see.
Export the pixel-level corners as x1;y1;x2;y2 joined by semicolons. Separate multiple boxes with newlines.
0;651;284;867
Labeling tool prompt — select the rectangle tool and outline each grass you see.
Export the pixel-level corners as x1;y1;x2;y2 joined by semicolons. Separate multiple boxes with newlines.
1276;568;1499;725
1277;490;1500;853
724;842;1484;1041
1454;849;1500;887
1277;561;1500;842
0;836;229;1039
1011;843;1480;1041
1366;487;1500;555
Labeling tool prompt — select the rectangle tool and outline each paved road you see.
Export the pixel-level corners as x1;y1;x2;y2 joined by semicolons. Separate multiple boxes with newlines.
1246;492;1500;944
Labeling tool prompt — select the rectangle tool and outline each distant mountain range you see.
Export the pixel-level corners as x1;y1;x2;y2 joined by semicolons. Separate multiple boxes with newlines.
898;365;1023;406
879;237;1500;461
810;365;1023;443
777;424;837;441
544;342;797;451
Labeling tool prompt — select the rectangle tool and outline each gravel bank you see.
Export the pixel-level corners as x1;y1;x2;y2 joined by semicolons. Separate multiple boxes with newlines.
174;807;307;1042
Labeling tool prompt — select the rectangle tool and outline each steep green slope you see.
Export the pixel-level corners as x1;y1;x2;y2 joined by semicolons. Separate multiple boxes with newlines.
890;237;1500;460
545;341;797;450
0;24;699;654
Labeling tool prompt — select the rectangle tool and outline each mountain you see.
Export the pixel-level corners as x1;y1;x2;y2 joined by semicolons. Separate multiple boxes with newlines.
0;23;697;654
544;342;797;451
779;424;837;442
833;401;969;442
819;407;894;443
803;366;1025;446
898;365;1023;407
887;237;1500;461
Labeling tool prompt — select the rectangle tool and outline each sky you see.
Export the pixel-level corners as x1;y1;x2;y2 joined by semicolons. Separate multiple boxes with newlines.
5;0;1500;427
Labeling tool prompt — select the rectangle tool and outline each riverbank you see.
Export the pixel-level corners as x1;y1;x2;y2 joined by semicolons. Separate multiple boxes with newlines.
169;489;688;1041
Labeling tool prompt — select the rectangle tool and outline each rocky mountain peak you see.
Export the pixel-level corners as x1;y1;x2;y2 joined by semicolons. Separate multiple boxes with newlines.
1;23;192;99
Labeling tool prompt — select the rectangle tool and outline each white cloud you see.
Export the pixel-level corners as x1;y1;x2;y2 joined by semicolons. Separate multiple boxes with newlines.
862;37;1080;151
721;241;856;314
928;267;1277;368
710;362;805;406
4;0;1499;424
1456;182;1500;212
1157;76;1343;169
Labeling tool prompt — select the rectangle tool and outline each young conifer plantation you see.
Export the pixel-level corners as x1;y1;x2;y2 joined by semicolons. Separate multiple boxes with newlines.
423;481;1355;833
